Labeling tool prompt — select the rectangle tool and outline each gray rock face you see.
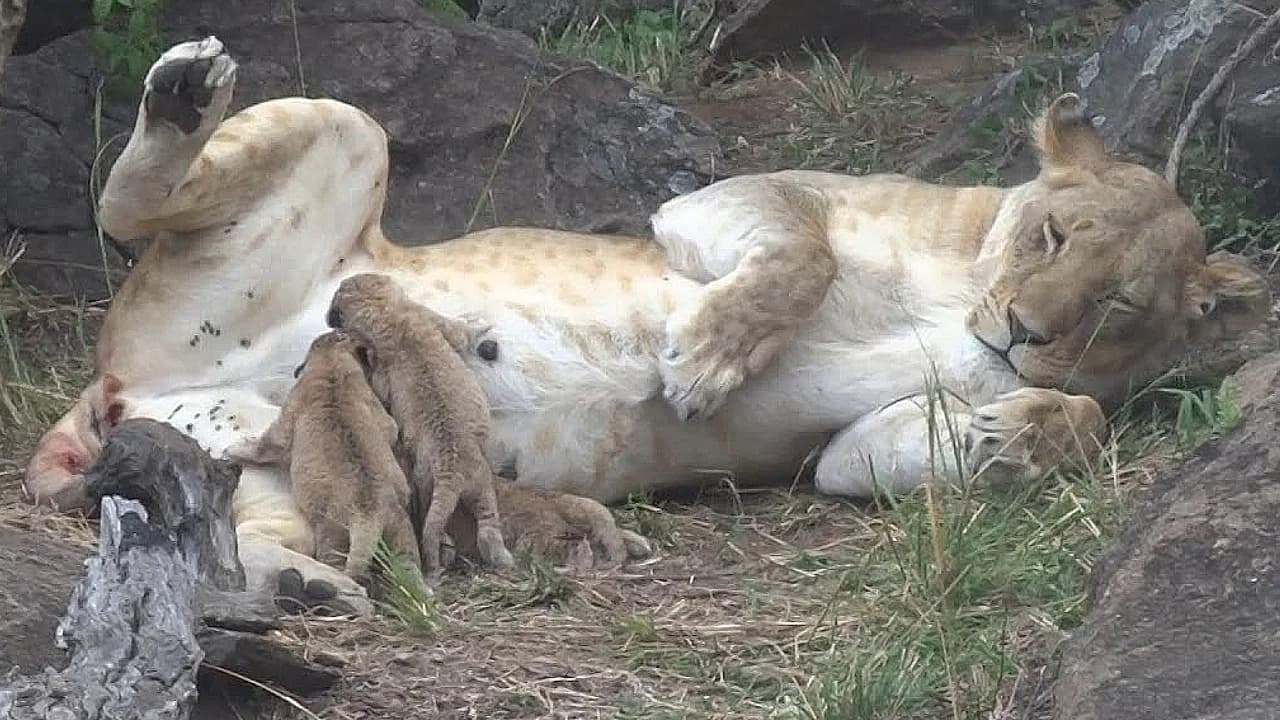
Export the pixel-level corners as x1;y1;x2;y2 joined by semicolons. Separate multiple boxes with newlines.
477;0;674;38
908;0;1280;209
0;0;721;301
0;33;131;301
710;0;1095;61
1051;351;1280;720
1075;0;1280;165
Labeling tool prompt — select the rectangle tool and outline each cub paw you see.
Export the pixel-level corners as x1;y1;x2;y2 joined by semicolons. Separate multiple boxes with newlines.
495;483;655;572
143;36;237;135
660;295;789;421
964;388;1106;482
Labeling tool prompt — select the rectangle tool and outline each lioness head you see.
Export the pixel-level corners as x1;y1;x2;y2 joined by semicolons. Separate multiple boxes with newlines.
967;93;1270;405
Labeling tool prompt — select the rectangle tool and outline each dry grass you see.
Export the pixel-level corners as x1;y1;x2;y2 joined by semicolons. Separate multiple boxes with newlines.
242;396;1192;720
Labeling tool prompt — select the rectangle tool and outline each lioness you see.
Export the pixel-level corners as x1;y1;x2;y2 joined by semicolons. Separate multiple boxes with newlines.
23;38;1270;606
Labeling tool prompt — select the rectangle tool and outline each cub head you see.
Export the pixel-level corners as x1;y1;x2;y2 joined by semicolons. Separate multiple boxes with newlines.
326;272;408;337
296;329;375;380
967;93;1270;405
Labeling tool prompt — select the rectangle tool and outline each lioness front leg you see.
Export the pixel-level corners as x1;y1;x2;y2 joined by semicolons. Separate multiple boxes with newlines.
963;388;1106;483
651;176;836;420
814;388;1106;497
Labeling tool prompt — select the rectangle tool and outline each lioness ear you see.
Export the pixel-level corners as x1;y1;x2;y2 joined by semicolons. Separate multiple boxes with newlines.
1034;93;1106;171
1186;251;1271;343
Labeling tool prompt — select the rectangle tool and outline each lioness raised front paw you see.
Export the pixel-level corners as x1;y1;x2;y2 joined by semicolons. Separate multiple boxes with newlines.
659;292;792;421
964;387;1106;482
143;36;237;135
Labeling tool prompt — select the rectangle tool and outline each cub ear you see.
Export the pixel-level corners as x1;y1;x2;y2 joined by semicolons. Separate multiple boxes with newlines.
1033;93;1106;171
354;343;376;373
1186;251;1272;343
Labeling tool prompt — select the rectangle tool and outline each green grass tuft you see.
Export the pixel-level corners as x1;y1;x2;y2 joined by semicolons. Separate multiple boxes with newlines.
542;7;692;92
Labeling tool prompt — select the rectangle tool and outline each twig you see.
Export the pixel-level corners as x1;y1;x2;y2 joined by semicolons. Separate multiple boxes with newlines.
1164;7;1280;188
289;0;307;97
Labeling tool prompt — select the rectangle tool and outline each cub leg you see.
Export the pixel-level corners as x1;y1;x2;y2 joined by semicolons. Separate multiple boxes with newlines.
460;466;515;569
343;512;383;589
418;467;461;582
650;175;836;420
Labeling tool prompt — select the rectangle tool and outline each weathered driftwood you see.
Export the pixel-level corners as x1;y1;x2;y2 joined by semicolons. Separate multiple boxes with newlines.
0;419;340;718
0;497;203;719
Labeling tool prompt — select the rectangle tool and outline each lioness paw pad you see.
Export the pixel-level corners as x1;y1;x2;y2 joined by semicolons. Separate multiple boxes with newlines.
144;36;237;134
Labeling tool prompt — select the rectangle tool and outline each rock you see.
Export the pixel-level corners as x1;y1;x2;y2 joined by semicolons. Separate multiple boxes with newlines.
1075;0;1280;167
476;0;675;38
0;33;130;301
0;0;720;302
1051;350;1280;720
1218;61;1280;211
12;0;91;55
0;524;87;675
709;0;1096;61
910;0;1280;210
903;54;1084;184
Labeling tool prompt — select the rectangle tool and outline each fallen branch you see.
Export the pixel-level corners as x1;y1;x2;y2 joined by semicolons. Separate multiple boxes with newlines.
1164;7;1280;189
0;420;340;719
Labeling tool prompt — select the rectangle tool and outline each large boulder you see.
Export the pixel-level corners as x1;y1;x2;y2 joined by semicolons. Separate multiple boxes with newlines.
908;0;1280;209
709;0;1096;61
1051;350;1280;720
0;0;721;301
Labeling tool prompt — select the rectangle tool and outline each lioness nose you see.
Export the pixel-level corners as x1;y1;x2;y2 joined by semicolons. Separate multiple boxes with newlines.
1007;307;1050;347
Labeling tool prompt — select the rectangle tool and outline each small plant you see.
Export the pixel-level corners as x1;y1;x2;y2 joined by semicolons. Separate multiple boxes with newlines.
92;0;165;96
616;491;679;548
543;7;691;91
372;540;444;635
782;43;929;174
1182;131;1280;254
1159;382;1242;449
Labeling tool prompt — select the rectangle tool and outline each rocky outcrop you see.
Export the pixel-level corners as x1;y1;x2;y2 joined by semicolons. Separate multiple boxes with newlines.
1051;351;1280;720
708;0;1096;61
0;0;721;301
908;0;1280;209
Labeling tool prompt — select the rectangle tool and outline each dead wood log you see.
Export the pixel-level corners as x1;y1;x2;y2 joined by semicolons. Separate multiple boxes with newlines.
0;420;340;718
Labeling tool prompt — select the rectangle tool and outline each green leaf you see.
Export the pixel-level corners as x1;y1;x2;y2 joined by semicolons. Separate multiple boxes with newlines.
92;0;117;23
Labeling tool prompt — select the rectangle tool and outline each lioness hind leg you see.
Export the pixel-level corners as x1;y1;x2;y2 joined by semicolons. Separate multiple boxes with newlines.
97;36;239;239
651;176;836;421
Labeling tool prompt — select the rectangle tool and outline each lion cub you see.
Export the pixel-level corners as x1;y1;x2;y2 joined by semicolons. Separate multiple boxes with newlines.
224;330;424;591
327;273;514;580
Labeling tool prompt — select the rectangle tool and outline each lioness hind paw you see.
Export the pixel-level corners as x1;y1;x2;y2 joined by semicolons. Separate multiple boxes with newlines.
144;36;237;134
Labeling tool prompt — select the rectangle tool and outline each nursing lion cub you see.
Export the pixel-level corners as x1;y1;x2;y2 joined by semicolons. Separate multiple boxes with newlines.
23;37;1270;607
224;330;423;592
